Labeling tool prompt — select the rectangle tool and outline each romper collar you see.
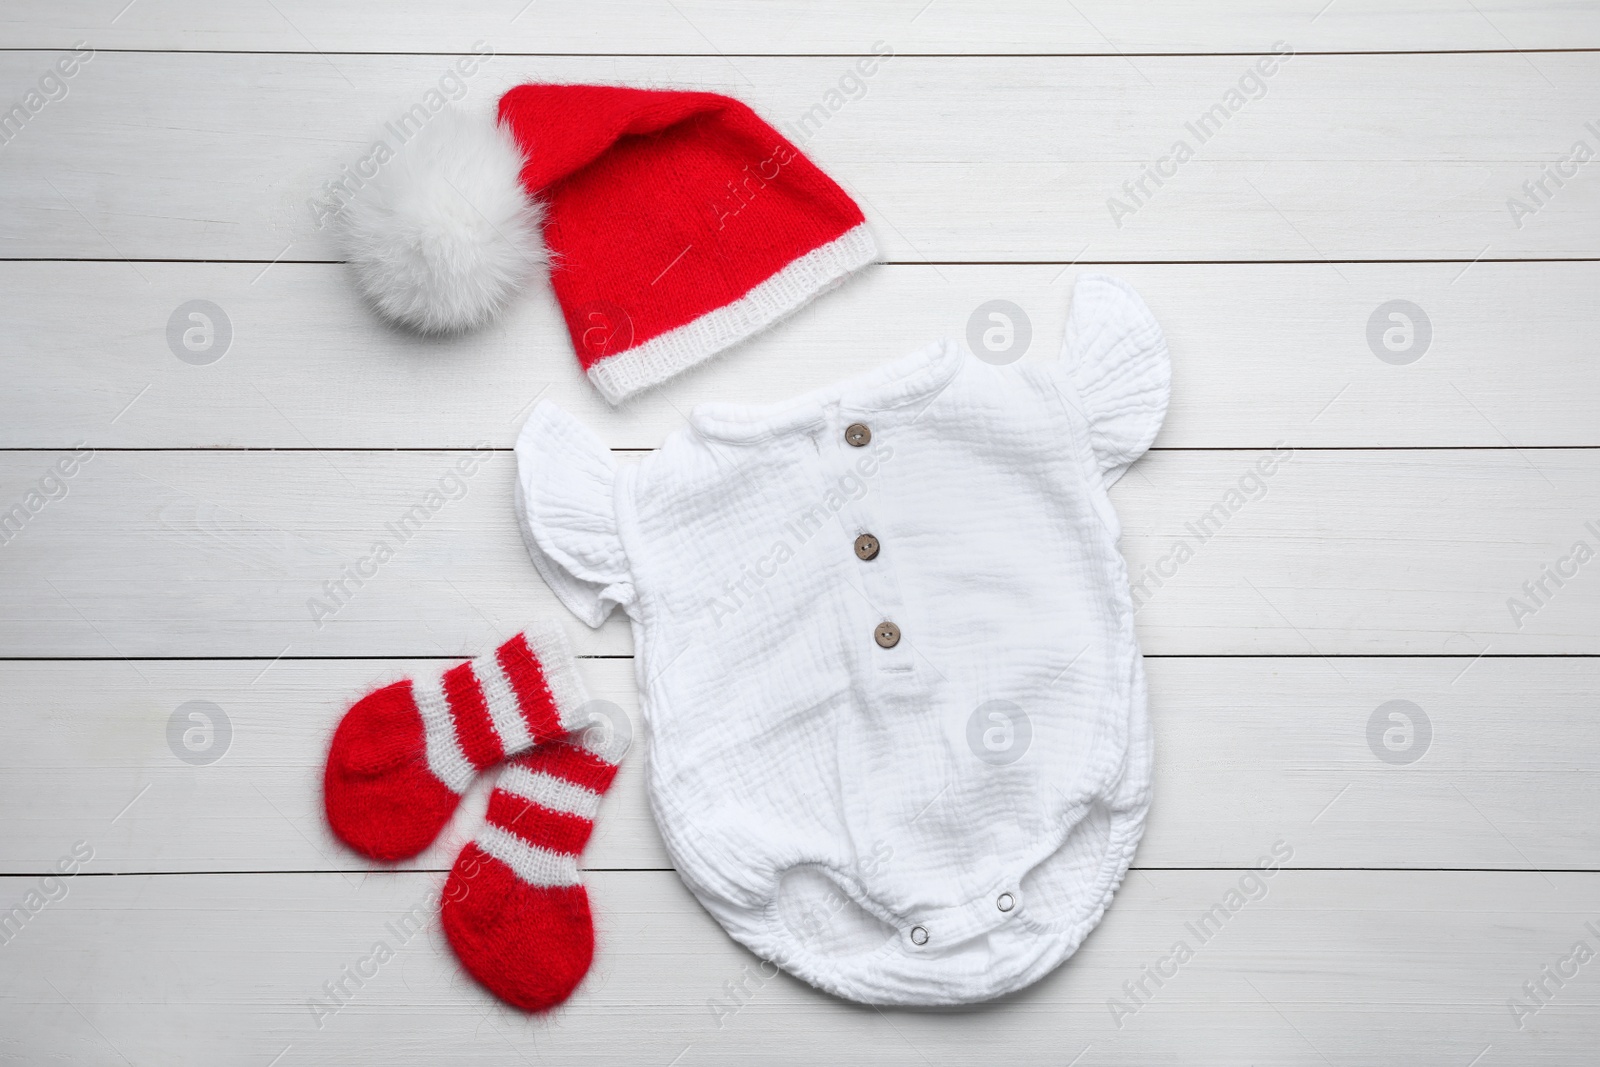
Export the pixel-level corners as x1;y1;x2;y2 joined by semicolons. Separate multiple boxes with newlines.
689;338;964;443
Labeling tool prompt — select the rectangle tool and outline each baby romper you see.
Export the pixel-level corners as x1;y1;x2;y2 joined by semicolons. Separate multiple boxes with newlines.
514;273;1170;1006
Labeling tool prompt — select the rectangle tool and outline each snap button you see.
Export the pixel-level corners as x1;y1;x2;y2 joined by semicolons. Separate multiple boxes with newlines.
874;621;901;648
845;422;872;447
854;533;880;561
909;925;929;946
996;892;1015;913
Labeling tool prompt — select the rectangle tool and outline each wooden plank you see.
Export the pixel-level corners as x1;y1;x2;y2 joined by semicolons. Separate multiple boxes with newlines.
1;656;1594;875
5;260;1598;450
1;448;1595;658
1;52;1597;261
0;656;667;876
4;0;1596;54
0;868;1593;1063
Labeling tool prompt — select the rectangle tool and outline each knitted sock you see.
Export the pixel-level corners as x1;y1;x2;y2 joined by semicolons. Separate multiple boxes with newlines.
441;728;625;1012
323;624;588;861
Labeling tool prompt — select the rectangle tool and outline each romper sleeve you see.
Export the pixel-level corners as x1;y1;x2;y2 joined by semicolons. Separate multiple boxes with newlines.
1058;273;1171;487
513;400;636;627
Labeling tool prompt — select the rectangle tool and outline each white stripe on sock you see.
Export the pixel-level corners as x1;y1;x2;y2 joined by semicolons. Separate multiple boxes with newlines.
475;648;533;757
522;621;588;731
413;672;474;794
497;765;602;822
476;824;582;888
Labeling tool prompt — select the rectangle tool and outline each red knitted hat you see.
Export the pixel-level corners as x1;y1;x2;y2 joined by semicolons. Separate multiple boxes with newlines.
338;84;877;404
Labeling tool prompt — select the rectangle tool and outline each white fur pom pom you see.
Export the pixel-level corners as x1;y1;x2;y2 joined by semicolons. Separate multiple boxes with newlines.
338;107;546;334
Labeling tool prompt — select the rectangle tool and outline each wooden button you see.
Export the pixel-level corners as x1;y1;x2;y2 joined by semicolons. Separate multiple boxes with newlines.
854;534;880;561
874;621;901;648
845;422;872;447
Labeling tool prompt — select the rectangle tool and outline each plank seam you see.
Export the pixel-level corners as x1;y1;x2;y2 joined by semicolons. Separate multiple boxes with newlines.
1;654;1595;662
7;257;1600;266
3;48;1599;58
0;865;1592;878
5;446;1600;453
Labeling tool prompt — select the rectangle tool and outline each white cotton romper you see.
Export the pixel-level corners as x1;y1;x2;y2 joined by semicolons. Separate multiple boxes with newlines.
514;274;1170;1006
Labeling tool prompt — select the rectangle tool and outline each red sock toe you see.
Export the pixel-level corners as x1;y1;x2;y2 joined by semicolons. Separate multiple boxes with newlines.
442;845;596;1011
324;681;464;861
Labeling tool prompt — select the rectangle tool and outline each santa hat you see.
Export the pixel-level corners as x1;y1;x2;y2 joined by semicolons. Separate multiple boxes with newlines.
338;84;877;404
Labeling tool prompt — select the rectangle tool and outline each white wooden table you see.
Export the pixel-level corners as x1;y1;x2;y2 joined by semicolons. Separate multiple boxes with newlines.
2;2;1597;1063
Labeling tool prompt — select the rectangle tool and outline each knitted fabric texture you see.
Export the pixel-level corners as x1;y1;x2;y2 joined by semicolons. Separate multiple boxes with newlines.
513;273;1170;1006
441;734;625;1012
496;84;876;402
323;624;588;861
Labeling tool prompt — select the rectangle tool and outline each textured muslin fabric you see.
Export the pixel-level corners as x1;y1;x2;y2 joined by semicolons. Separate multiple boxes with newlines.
514;273;1170;1005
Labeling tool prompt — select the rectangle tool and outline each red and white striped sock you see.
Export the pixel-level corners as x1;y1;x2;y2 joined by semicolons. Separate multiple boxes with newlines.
323;624;588;861
441;729;624;1012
